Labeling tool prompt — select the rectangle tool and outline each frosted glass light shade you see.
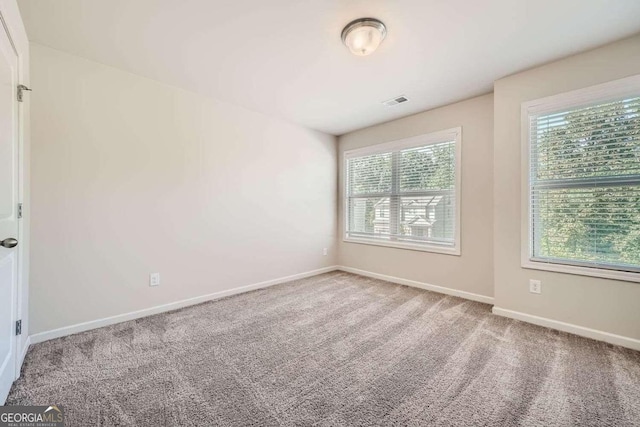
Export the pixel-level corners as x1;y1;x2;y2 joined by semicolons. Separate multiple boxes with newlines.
341;18;387;56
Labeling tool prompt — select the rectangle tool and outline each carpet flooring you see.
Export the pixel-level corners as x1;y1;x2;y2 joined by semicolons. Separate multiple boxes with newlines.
6;271;640;426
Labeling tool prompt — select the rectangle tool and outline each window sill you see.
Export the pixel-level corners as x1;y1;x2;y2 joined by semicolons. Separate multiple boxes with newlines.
522;259;640;283
343;237;460;256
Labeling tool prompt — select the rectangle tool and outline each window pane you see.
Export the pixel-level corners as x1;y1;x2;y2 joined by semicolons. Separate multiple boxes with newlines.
532;186;640;270
347;153;392;195
347;197;390;236
398;195;455;244
533;97;640;181
400;141;455;191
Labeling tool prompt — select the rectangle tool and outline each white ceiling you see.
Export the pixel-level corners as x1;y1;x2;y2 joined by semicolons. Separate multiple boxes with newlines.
18;0;640;135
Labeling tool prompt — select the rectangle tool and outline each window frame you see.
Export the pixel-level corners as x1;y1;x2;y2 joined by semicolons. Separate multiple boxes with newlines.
521;74;640;283
343;127;462;255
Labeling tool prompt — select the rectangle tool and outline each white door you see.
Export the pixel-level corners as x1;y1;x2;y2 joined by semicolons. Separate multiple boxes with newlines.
0;19;19;404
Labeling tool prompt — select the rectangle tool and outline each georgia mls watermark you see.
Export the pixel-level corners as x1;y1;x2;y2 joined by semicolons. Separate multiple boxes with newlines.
0;405;64;427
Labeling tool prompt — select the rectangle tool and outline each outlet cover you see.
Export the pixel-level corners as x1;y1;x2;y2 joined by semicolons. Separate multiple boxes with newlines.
150;273;160;287
529;279;541;294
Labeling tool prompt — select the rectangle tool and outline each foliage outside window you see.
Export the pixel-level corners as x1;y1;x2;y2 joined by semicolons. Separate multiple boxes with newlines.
525;77;640;279
344;128;461;254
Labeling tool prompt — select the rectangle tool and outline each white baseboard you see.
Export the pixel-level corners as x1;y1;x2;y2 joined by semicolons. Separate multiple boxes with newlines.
18;336;30;373
492;307;640;351
18;337;31;366
29;263;638;352
337;265;494;305
30;266;339;345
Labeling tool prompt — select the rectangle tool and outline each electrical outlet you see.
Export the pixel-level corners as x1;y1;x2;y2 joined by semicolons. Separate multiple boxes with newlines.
323;248;328;256
150;273;160;287
529;279;541;294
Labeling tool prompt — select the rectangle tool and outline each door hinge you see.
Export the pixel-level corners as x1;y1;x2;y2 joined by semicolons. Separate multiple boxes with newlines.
17;84;31;102
15;320;21;336
17;203;23;219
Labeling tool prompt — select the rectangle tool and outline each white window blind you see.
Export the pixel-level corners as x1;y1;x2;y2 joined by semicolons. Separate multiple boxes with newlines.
345;128;461;254
528;93;640;274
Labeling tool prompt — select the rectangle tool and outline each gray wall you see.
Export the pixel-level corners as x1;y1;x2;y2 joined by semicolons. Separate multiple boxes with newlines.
29;44;337;334
493;34;640;340
338;94;495;300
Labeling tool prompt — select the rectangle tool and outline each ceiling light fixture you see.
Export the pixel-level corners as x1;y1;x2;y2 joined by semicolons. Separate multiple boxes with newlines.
341;18;387;56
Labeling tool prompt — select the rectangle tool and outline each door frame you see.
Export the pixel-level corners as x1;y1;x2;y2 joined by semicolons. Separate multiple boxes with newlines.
0;4;28;381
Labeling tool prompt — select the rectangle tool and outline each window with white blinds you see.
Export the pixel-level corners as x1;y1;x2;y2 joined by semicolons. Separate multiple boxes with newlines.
344;128;461;254
524;76;640;279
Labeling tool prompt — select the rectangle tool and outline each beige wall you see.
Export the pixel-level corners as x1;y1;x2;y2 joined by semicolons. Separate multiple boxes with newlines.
338;94;494;299
29;44;337;334
493;34;640;340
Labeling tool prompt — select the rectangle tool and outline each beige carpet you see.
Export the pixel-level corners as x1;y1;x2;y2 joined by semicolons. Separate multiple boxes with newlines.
7;271;640;426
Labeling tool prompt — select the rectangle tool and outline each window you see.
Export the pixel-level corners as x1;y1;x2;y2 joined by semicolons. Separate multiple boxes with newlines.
344;128;461;254
523;75;640;281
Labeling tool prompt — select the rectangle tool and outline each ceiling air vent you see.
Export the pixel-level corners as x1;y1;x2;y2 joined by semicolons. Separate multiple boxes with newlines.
382;95;409;107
